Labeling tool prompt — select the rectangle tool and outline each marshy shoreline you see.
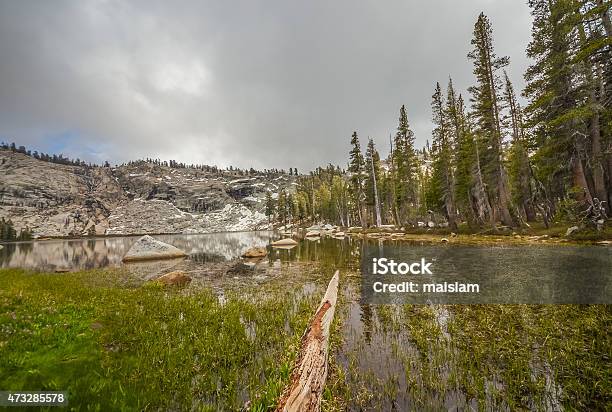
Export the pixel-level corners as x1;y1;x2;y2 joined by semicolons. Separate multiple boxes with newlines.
1;265;610;411
3;225;611;248
0;231;610;410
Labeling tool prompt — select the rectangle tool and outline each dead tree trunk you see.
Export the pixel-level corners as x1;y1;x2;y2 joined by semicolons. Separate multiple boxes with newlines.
276;271;339;412
472;137;494;226
578;23;609;212
370;154;382;227
572;151;593;204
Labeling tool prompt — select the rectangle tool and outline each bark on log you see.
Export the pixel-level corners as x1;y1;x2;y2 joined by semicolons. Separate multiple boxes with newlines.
276;271;339;412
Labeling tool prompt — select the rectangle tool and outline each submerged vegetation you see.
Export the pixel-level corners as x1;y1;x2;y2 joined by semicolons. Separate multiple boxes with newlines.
325;282;612;411
1;251;610;410
0;268;321;410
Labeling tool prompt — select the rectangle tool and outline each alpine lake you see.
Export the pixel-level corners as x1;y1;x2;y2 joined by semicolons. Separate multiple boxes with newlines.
0;231;610;411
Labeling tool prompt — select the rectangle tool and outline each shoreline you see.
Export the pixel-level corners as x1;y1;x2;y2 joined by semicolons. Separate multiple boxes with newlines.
1;224;609;246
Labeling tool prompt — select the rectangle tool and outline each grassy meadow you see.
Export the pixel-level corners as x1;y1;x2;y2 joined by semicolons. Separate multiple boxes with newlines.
0;268;321;411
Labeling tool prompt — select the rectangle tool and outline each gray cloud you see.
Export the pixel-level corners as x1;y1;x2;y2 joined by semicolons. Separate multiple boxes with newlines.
0;0;533;171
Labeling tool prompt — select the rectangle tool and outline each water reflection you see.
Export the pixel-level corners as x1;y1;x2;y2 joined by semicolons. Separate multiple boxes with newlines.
270;236;360;270
2;234;610;295
0;232;278;271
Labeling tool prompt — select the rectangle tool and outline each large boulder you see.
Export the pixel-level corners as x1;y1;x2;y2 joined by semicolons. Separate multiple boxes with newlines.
122;235;187;262
272;238;298;246
272;242;297;250
242;246;268;258
154;270;192;286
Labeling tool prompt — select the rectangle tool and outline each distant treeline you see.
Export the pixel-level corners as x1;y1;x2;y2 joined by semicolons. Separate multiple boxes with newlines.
0;218;32;241
0;142;298;176
123;158;299;176
1;141;99;167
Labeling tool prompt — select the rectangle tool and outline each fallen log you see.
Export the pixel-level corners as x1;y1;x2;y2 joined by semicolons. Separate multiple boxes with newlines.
276;270;339;412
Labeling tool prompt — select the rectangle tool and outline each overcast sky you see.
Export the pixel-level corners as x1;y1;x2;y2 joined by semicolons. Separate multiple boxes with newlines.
0;0;533;171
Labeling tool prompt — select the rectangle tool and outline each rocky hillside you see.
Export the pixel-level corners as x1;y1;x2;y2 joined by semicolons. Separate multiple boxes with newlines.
0;149;295;237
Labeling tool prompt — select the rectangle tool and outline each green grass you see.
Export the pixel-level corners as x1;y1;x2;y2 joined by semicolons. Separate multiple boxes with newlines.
0;268;320;411
447;305;612;410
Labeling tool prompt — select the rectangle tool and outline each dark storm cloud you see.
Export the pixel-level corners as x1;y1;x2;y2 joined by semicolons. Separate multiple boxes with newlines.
0;0;532;171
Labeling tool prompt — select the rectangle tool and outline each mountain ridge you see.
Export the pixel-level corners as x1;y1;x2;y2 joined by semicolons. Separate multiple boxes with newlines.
0;149;295;237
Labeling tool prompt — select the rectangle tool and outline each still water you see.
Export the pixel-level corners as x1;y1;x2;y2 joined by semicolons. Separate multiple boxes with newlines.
1;232;609;286
1;233;610;411
2;232;609;304
0;232;278;271
0;232;363;272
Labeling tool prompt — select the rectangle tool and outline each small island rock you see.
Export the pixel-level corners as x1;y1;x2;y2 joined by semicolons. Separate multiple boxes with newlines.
272;238;298;246
242;247;268;258
122;235;187;262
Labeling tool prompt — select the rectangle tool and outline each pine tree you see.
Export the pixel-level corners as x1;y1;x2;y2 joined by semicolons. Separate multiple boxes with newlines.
447;80;481;226
503;72;537;222
365;138;382;227
315;182;332;222
575;2;610;211
277;190;287;226
348;131;366;226
468;12;515;227
378;168;393;224
287;193;297;223
0;218;17;241
428;82;458;229
295;192;308;222
331;175;349;226
524;0;594;211
392;105;418;223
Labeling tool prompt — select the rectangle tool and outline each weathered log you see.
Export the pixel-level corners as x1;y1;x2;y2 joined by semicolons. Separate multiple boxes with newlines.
276;271;339;412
